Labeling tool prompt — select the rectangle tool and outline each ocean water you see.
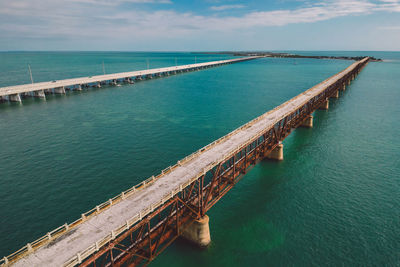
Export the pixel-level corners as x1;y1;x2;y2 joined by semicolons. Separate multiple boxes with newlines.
0;52;399;266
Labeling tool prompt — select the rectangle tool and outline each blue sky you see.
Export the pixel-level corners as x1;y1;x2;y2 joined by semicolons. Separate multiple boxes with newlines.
0;0;399;51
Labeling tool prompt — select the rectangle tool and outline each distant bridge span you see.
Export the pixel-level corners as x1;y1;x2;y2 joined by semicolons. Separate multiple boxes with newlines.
0;56;260;102
1;57;369;267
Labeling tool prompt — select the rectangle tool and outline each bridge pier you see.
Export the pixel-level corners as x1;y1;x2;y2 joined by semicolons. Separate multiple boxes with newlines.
22;92;31;98
331;90;339;99
340;84;346;91
266;143;284;161
319;99;329;110
0;96;6;102
125;78;134;84
181;215;211;247
54;86;66;94
74;85;82;91
9;94;22;102
300;115;313;128
33;90;46;98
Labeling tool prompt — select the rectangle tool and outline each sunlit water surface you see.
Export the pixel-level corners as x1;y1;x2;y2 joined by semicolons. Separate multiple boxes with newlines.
0;51;399;266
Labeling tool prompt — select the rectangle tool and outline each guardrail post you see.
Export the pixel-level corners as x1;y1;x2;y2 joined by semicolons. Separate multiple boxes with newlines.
95;241;99;251
27;243;33;253
3;256;9;264
77;253;82;264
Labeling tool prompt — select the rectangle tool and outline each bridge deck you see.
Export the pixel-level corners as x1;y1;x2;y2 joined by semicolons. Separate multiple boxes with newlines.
9;58;368;266
0;57;259;97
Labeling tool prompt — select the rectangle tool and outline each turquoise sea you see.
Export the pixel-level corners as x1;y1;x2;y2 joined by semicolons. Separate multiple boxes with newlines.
0;51;399;266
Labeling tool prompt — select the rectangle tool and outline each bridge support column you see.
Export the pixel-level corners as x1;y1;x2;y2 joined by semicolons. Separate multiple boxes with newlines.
319;99;329;110
33;90;46;98
300;115;313;128
331;90;339;99
0;96;7;102
340;84;346;91
9;94;21;102
181;215;211;247
74;85;82;91
54;86;66;94
266;143;283;161
22;92;31;98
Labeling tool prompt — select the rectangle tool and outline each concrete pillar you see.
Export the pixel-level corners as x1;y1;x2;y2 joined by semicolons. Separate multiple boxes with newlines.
347;79;351;85
74;85;82;91
125;78;134;84
9;94;21;102
300;115;313;128
266;143;283;161
54;86;66;94
0;96;6;102
181;215;211;247
340;84;346;91
319;99;329;110
110;80;117;86
33;90;46;98
94;82;101;88
22;92;31;98
331;90;339;99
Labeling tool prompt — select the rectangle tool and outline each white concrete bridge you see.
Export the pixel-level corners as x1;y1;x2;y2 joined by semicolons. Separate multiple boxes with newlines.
0;56;260;102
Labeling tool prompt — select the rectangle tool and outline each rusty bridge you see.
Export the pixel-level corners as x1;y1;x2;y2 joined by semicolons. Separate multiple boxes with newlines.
1;57;369;267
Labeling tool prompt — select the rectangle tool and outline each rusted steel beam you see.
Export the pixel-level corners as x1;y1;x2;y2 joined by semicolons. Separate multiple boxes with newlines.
78;58;370;267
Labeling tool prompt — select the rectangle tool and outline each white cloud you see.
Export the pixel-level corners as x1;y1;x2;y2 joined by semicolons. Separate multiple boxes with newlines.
69;0;172;4
377;25;400;30
210;4;245;11
0;0;399;45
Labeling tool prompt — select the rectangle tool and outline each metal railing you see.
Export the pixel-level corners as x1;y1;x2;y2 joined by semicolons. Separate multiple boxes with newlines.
0;57;368;267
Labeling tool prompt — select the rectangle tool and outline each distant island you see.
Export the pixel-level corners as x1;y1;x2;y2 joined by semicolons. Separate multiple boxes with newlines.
202;52;382;62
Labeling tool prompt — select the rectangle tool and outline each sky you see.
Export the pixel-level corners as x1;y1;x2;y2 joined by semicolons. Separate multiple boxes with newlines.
0;0;399;51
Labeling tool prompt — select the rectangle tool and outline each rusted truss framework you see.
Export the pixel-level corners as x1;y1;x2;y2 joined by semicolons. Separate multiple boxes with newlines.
79;59;368;267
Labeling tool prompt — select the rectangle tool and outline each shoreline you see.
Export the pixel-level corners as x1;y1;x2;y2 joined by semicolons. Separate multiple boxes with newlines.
201;51;383;62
